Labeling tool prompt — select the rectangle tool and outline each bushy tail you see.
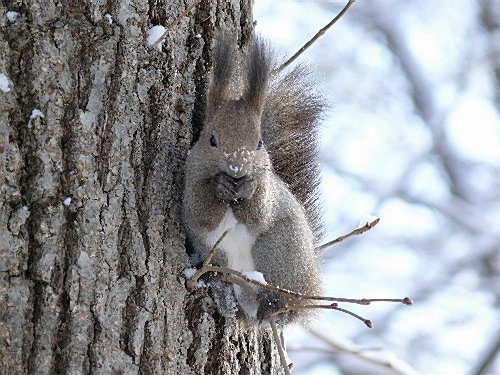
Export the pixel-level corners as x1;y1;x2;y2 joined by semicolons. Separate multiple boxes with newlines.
262;65;326;239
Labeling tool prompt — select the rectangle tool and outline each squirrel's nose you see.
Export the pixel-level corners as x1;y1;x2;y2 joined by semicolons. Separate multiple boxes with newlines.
224;162;249;179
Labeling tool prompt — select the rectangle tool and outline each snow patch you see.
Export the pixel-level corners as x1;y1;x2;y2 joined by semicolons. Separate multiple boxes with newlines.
63;197;72;206
28;109;44;128
6;11;20;23
0;73;11;92
358;214;380;229
183;267;197;278
196;280;206;288
30;109;44;119
104;13;113;24
183;268;206;288
243;271;268;285
147;25;166;51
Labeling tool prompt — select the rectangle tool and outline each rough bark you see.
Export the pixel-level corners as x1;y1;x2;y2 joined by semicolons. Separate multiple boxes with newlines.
0;0;282;374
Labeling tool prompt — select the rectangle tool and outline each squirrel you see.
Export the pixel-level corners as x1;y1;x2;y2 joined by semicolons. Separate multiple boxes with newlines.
183;32;325;324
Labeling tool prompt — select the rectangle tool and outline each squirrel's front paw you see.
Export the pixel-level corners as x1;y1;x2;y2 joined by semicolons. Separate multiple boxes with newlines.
256;292;287;323
212;172;257;202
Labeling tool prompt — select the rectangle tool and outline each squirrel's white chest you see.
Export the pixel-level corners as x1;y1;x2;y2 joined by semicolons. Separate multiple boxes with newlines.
203;208;256;272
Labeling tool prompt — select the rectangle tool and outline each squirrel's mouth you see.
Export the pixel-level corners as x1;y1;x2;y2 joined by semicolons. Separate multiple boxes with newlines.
211;172;257;203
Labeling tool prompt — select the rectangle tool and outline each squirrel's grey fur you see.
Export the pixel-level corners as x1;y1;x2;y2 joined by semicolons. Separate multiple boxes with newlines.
183;32;325;324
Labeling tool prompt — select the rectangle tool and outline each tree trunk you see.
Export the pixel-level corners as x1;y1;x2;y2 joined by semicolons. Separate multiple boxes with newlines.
0;1;283;374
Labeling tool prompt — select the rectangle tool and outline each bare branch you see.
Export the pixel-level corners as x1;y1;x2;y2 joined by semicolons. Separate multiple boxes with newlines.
317;218;380;251
273;303;373;328
219;274;258;298
270;317;292;375
369;13;472;199
205;265;412;306
469;325;500;375
275;0;355;73
152;0;203;48
185;229;230;291
186;235;411;328
307;329;425;375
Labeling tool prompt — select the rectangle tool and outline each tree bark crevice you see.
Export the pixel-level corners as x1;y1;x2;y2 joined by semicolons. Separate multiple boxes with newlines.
1;1;285;373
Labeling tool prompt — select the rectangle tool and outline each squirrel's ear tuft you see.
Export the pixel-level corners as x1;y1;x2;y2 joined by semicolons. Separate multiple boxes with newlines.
206;31;235;118
244;37;271;115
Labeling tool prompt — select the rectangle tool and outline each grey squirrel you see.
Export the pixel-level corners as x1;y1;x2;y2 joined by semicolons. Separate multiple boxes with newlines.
183;32;325;324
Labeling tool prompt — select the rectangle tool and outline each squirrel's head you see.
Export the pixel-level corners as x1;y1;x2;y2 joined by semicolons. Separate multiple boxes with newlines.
189;33;272;203
204;99;265;178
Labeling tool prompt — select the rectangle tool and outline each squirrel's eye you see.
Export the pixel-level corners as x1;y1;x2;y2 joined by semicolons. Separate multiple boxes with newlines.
210;134;218;147
256;139;264;150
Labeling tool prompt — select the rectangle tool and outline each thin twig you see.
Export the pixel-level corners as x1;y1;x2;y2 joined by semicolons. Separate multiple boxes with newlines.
219;274;258;298
273;303;373;328
317;217;380;252
152;0;203;48
270;317;292;375
185;233;412;330
203;230;229;267
185;229;229;291
206;265;414;307
275;0;355;73
331;304;373;328
308;329;425;375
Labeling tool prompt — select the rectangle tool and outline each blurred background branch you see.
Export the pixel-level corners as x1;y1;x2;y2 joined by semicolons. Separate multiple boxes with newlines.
255;1;500;374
